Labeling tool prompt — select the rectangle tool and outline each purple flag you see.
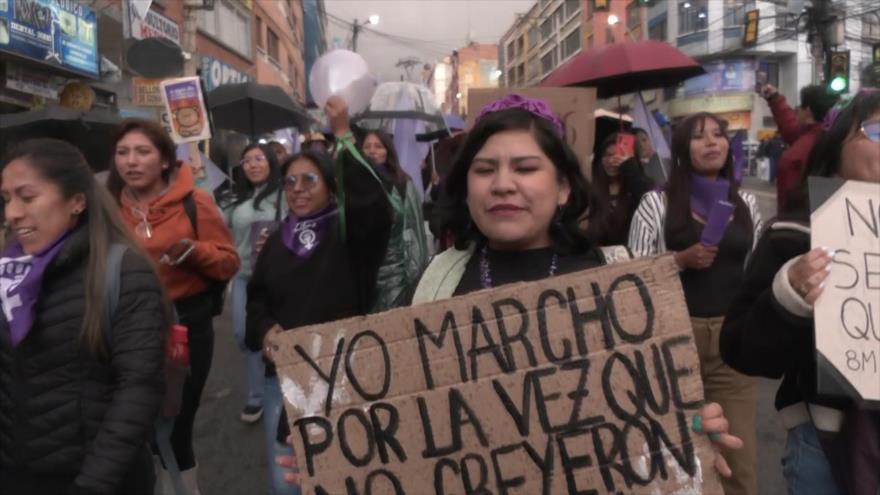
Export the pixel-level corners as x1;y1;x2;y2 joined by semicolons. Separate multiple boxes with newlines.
701;201;736;246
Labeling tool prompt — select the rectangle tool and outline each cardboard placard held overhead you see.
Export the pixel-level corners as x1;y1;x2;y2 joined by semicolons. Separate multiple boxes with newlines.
272;256;722;494
810;177;880;407
467;88;596;177
159;77;212;144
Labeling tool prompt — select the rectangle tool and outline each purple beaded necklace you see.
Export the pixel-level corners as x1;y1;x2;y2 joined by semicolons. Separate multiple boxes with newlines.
479;245;559;289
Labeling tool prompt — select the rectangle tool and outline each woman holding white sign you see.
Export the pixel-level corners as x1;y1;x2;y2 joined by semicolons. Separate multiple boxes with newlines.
721;89;880;495
627;112;764;495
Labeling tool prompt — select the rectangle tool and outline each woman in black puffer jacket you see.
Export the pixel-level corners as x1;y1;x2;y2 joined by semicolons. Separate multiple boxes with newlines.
0;139;169;495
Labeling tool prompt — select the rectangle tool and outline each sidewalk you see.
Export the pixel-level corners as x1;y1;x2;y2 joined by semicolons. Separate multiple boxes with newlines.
741;176;776;198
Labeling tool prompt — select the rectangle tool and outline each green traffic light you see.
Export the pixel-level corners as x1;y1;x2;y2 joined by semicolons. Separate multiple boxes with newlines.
829;76;847;92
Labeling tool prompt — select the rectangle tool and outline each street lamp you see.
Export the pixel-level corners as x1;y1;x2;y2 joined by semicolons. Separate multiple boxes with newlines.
607;14;619;25
351;14;380;52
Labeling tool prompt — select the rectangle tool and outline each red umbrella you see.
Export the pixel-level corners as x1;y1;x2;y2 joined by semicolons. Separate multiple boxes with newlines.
542;40;705;99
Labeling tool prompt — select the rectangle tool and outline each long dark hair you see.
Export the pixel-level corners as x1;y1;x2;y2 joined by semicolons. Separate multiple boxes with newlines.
359;130;408;187
590;132;632;245
1;139;169;356
106;118;178;203
281;150;338;196
665;112;753;248
230;143;282;210
783;90;880;221
436;107;596;254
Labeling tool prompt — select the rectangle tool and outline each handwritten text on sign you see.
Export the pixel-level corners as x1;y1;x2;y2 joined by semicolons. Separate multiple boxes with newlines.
273;256;721;494
813;179;880;402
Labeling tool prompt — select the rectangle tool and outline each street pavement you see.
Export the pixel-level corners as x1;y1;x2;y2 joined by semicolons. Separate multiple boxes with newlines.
195;176;788;494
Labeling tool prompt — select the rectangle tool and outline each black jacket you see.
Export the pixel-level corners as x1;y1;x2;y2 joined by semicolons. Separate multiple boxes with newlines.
719;221;851;412
0;228;167;494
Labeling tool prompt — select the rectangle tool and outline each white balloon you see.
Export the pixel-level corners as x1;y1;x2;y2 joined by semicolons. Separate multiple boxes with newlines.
309;50;376;114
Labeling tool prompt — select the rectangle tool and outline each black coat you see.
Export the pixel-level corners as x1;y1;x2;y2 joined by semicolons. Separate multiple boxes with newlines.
0;228;167;494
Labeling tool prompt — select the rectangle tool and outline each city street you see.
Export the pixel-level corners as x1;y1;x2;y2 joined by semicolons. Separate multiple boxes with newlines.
195;178;789;495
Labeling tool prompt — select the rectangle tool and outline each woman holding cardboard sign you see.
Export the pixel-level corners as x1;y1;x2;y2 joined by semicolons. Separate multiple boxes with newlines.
247;96;393;495
627;112;764;495
721;89;880;495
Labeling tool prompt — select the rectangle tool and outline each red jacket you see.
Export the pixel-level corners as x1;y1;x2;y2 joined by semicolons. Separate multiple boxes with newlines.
768;93;822;211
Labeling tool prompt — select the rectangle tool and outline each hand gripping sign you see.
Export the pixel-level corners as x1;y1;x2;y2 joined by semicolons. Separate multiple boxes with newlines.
810;177;880;408
271;256;723;494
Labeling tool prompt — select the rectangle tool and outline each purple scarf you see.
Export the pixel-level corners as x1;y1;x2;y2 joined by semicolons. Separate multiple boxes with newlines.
280;204;338;258
1;231;72;346
689;174;731;218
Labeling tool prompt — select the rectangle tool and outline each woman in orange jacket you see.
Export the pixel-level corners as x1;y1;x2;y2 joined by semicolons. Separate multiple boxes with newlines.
106;118;240;492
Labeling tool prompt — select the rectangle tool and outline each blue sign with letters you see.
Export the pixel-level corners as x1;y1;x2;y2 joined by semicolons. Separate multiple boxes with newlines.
200;56;251;92
0;0;99;77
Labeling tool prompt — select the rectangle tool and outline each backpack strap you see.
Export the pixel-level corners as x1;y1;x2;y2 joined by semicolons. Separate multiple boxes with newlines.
101;243;128;349
182;191;198;239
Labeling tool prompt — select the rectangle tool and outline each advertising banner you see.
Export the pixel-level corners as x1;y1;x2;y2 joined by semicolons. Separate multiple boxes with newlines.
0;0;99;77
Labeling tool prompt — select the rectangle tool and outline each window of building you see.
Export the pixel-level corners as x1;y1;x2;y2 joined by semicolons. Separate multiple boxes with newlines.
554;6;564;27
723;0;754;27
678;0;708;35
266;28;280;63
588;34;593;48
289;56;295;81
562;27;581;59
528;57;540;81
649;17;667;40
517;63;525;83
198;0;253;58
626;1;640;31
564;0;580;20
864;13;880;41
507;68;516;86
518;35;525;56
587;0;595;20
528;26;538;49
541;17;554;41
541;49;557;75
507;41;515;60
256;16;264;49
606;26;614;44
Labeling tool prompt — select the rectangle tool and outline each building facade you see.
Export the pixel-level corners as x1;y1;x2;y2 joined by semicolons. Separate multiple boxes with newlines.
443;43;499;117
499;0;644;88
302;0;328;106
253;0;305;103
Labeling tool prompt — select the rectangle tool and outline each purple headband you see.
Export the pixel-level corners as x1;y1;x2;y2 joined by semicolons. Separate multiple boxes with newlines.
474;93;564;137
822;87;879;131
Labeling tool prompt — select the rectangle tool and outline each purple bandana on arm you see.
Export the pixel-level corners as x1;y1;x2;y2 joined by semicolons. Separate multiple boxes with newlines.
0;230;72;346
689;174;731;219
280;204;338;258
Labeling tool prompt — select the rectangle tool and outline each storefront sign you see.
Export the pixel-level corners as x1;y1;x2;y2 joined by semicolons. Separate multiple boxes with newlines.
273;256;722;494
667;93;753;119
0;0;99;77
683;59;756;97
4;62;58;99
200;55;251;92
132;77;163;106
716;110;751;131
124;0;180;45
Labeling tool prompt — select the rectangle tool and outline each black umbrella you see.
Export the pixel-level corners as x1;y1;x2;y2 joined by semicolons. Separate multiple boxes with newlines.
0;107;123;171
207;82;311;137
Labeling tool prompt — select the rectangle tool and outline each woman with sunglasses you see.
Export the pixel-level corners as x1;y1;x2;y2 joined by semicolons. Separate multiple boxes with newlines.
219;143;285;425
721;89;880;495
245;96;392;495
107;118;240;492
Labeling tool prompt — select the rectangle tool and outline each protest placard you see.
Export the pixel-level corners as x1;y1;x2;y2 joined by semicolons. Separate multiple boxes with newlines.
159;77;212;144
272;255;722;494
466;88;596;177
810;177;880;407
132;78;163;107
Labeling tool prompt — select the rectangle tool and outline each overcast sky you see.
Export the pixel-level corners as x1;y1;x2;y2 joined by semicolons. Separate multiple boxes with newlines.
324;0;534;81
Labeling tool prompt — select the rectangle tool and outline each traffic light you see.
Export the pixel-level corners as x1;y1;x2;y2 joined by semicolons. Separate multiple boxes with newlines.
826;50;850;94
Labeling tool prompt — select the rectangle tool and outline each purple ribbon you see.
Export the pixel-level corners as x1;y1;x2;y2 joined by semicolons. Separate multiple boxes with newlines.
280;204;338;258
1;231;72;346
689;174;730;219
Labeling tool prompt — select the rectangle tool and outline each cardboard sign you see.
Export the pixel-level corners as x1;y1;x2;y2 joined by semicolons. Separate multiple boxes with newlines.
132;78;163;106
273;256;722;494
466;88;596;177
159;77;212;144
810;177;880;407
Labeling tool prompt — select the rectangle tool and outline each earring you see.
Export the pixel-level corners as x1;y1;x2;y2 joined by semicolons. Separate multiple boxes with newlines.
73;208;83;215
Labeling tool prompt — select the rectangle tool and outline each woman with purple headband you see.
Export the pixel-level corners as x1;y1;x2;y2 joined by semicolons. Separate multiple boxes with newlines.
721;89;880;495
